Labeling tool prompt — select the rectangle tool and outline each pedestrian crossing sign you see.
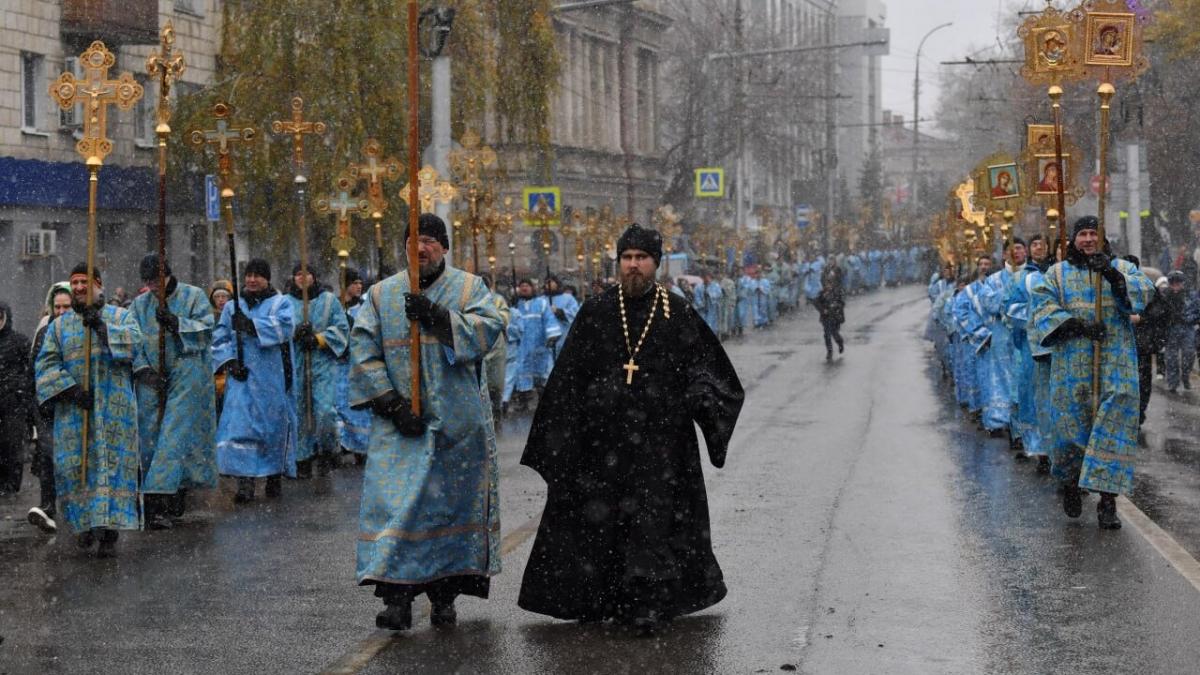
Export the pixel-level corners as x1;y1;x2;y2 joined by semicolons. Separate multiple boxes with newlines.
522;186;562;225
695;168;725;198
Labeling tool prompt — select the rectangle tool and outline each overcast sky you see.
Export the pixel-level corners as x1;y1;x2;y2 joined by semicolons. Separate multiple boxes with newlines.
880;0;1032;132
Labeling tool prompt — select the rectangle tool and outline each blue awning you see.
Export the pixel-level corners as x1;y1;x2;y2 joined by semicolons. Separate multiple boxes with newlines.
0;156;157;211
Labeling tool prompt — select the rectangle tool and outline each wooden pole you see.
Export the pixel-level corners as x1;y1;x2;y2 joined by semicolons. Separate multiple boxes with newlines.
1050;85;1068;260
223;188;245;367
155;121;169;426
297;175;314;432
1093;81;1116;416
81;159;100;484
407;0;422;416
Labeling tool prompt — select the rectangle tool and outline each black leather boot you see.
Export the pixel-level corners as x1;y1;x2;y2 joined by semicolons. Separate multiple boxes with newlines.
1097;494;1122;530
1062;482;1083;518
376;598;413;631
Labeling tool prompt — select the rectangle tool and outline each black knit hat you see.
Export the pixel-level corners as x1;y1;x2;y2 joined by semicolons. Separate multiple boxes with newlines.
344;267;363;285
616;223;663;265
1072;215;1100;239
245;258;272;281
69;262;100;284
291;261;321;279
139;253;171;282
406;213;450;249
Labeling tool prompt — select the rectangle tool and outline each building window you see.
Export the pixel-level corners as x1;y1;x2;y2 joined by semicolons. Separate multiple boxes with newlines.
21;52;46;134
0;221;12;262
175;0;204;17
636;49;657;153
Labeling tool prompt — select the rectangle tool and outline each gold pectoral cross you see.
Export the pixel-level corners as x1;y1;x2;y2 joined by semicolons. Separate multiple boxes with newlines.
623;359;640;385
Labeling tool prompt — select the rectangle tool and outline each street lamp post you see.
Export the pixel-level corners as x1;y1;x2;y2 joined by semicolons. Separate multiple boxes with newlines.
911;22;953;220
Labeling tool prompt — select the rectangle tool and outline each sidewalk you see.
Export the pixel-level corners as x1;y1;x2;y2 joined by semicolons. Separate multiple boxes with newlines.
1127;372;1200;560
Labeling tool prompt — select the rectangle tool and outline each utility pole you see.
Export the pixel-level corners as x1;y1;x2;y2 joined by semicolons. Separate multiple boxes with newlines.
910;22;952;221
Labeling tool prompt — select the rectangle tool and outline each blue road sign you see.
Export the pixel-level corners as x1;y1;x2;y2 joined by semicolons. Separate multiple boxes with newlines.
795;203;813;228
205;175;220;222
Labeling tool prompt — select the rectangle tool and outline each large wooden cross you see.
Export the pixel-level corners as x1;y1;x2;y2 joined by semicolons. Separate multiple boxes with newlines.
271;96;326;171
189;102;257;189
50;40;143;164
348;138;402;217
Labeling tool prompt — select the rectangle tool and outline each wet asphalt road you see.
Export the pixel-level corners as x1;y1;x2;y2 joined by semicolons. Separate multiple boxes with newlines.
3;285;1200;674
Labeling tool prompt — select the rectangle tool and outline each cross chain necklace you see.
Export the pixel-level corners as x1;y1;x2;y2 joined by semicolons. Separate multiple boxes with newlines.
618;283;668;385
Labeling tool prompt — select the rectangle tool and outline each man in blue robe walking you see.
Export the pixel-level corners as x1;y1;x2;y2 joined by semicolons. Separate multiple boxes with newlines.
509;278;562;410
130;254;218;528
286;263;350;477
349;213;504;631
1031;217;1154;529
213;259;298;503
544;276;578;361
36;264;150;556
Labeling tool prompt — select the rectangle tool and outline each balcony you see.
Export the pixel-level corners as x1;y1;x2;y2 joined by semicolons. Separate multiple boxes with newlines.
61;0;158;46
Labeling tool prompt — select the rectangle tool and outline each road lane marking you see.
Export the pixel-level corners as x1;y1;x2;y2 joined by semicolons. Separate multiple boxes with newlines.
318;516;542;675
1118;496;1200;595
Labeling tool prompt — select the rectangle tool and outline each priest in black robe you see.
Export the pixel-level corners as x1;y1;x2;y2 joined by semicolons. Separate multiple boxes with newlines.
518;224;744;633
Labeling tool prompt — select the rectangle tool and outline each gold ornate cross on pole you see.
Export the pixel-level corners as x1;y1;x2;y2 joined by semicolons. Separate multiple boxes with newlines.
400;165;459;216
49;40;143;480
315;172;371;264
271;96;325;432
189;102;257;370
146;22;187;426
347;138;403;278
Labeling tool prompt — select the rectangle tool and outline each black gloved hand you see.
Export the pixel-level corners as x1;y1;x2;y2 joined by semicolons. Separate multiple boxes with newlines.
1086;253;1113;273
1082;320;1108;342
156;307;179;333
978;335;992;354
137;368;166;394
405;293;452;344
232;312;258;337
553;307;567;321
546;335;559;350
371;391;426;437
228;362;250;382
80;304;104;330
63;385;92;411
294;322;319;352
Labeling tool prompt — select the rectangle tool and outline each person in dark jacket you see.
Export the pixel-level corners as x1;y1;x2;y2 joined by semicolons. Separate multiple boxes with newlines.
1125;257;1168;426
813;266;846;361
0;301;35;496
1160;270;1199;393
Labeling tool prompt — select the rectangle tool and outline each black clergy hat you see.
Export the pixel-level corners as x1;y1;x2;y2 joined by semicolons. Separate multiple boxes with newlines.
292;261;322;279
616;223;663;265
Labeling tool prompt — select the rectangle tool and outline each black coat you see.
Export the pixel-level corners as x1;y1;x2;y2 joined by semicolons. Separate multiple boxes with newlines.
812;285;845;326
518;285;744;620
0;303;34;419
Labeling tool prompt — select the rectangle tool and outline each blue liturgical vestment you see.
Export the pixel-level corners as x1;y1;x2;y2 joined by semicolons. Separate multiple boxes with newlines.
547;291;579;361
286;289;349;461
349;265;504;587
213;292;297;478
36;304;148;533
512;295;561;391
1003;264;1046;457
1031;257;1153;495
130;282;218;493
950;290;981;411
338;302;373;454
955;278;1011;430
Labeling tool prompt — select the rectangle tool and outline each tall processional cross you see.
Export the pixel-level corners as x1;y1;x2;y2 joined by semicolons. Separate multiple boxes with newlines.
50;40;144;164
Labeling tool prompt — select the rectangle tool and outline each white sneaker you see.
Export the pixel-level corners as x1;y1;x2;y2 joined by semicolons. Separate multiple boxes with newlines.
27;507;57;534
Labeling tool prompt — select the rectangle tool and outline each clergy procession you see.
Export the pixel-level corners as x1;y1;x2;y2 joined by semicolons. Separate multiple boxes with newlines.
8;1;1200;673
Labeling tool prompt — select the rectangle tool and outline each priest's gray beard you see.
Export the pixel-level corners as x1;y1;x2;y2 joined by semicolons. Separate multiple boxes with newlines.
619;268;653;297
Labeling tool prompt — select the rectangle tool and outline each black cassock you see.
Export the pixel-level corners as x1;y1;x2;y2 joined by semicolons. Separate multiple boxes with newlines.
518;284;744;620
